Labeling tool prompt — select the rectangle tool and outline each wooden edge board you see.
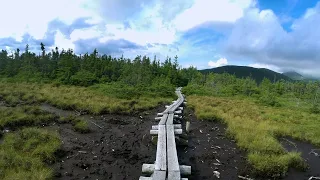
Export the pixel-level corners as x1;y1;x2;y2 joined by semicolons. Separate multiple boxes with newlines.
166;113;174;125
167;125;180;172
152;170;166;180
155;125;167;171
168;171;181;180
158;114;168;125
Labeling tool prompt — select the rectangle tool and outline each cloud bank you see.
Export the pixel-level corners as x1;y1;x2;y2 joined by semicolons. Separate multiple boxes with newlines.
0;0;320;77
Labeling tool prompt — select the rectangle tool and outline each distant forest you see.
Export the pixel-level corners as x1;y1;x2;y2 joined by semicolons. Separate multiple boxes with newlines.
0;43;319;104
0;43;198;87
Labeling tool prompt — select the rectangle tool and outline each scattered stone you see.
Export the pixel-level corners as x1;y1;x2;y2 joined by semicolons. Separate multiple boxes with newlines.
213;171;220;178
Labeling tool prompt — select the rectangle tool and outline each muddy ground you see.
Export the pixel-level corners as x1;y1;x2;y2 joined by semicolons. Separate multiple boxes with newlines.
42;104;162;180
45;104;249;180
281;137;320;180
43;104;320;180
178;107;251;180
43;103;253;180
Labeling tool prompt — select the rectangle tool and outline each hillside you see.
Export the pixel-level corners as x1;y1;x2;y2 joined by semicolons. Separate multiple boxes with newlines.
283;71;304;80
200;65;292;83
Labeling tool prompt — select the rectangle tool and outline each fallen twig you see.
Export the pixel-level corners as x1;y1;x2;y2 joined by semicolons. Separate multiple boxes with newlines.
309;149;320;157
281;138;297;149
238;175;254;180
67;153;79;159
88;119;104;129
308;176;320;180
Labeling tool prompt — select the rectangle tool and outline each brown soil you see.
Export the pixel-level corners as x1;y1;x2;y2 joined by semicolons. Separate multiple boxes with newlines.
42;104;320;180
42;104;162;180
177;107;251;180
281;137;320;180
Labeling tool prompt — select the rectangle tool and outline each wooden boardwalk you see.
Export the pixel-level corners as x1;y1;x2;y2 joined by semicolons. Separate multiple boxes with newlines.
140;87;191;180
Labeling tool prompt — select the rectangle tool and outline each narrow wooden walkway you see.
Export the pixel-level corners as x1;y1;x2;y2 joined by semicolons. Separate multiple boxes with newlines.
140;87;191;180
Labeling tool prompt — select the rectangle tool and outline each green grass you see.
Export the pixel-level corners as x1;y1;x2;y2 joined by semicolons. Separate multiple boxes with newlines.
0;106;56;130
187;95;319;177
74;120;90;133
59;115;90;133
0;82;171;114
0;128;61;180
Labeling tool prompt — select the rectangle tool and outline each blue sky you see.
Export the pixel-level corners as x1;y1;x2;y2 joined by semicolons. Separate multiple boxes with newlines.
0;0;320;77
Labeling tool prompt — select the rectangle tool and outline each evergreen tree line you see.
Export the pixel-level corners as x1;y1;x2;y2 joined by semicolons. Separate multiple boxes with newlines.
0;43;198;87
186;72;320;110
0;43;319;106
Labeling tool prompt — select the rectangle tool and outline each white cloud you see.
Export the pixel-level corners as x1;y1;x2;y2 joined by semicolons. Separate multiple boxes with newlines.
173;0;255;31
208;58;228;67
1;0;320;78
53;31;75;50
248;63;281;72
0;0;97;40
225;2;320;77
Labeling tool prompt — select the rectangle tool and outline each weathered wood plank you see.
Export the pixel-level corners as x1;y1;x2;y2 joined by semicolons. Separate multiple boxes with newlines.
168;171;181;180
152;170;166;180
167;125;180;174
141;164;191;176
150;129;182;135
166;113;174;125
155;125;167;171
142;164;154;175
152;124;181;130
158;114;168;125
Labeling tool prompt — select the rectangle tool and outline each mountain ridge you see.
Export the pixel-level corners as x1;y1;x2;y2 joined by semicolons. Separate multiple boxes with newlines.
200;65;292;83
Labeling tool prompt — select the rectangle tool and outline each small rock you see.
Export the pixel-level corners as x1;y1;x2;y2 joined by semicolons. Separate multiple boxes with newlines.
213;171;220;178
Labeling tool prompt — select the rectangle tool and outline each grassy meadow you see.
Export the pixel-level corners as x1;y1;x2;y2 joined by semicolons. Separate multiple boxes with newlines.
0;81;173;179
187;95;319;177
0;45;319;178
0;82;173;114
0;128;61;180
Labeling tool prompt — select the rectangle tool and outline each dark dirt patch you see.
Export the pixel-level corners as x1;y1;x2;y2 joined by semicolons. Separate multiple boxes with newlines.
42;104;164;180
177;107;251;180
280;137;320;180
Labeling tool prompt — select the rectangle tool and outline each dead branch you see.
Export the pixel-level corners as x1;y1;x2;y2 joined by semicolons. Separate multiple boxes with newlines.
238;175;254;180
308;176;320;180
88;120;104;129
309;149;320;157
281;138;297;149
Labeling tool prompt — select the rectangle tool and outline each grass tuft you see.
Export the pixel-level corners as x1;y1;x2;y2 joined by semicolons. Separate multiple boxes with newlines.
0;82;172;115
74;120;90;133
188;95;319;177
0;128;61;180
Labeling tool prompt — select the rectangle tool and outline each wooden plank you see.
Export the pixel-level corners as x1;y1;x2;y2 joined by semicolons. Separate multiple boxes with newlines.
152;124;181;130
139;177;152;180
167;125;180;173
166;113;174;125
152;170;166;180
168;171;181;180
155;125;167;171
150;129;182;135
158;114;168;125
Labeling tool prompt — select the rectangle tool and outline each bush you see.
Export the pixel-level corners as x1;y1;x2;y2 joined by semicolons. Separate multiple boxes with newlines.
310;104;320;114
259;93;281;107
70;70;97;87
